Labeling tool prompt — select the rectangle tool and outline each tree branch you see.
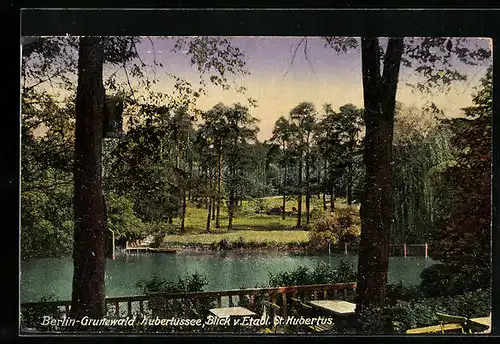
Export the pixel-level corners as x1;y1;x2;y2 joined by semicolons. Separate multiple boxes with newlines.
282;37;306;81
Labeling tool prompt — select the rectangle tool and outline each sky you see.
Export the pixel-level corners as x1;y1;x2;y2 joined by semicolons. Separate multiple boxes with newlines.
58;36;493;141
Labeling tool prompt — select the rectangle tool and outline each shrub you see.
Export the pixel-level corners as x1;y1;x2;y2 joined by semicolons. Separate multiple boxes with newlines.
136;272;213;319
136;272;208;295
420;263;490;298
268;259;357;287
20;293;63;332
214;238;231;250
309;208;325;220
108;192;145;242
308;210;360;251
358;287;491;334
21;188;74;259
386;282;423;304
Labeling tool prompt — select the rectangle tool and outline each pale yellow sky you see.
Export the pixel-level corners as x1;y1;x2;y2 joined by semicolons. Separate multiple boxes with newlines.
161;71;487;141
140;37;491;141
25;37;491;142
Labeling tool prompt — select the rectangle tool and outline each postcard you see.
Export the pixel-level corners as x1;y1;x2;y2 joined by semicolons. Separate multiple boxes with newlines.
19;11;492;336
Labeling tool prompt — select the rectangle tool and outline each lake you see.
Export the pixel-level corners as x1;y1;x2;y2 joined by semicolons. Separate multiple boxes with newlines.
20;251;436;303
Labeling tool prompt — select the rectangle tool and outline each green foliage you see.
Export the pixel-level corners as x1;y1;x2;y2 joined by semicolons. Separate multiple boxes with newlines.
268;260;357;287
21;187;74;260
20;293;63;331
357;287;491;334
248;198;267;214
386;282;423;304
392;104;455;244
428;67;492;293
21;93;75;260
419;263;491;298
308;208;360;251
136;272;208;295
395;288;491;332
107;192;145;241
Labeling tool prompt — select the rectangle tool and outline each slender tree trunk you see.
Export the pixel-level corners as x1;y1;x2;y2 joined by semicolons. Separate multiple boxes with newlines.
323;160;327;211
356;37;404;314
330;168;336;213
180;189;187;233
228;192;234;231
215;148;222;228
347;159;353;206
228;162;235;230
296;156;303;228
71;36;105;318
305;153;311;225
206;167;212;233
188;158;193;201
212;197;216;220
206;198;212;233
282;161;287;220
317;162;321;199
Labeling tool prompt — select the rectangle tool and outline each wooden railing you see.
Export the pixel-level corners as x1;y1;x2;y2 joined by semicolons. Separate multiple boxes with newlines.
21;282;356;322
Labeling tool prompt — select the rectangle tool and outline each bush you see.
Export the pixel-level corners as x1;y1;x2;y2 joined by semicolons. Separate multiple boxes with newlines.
358;287;491;334
308;210;360;251
21;188;74;259
420;263;490;298
108;192;145;242
309;208;325;220
136;272;214;319
136;272;208;295
268;259;357;287
20;293;64;332
386;282;423;304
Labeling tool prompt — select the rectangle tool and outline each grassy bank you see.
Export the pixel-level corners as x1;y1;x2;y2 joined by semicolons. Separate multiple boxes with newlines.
162;196;359;250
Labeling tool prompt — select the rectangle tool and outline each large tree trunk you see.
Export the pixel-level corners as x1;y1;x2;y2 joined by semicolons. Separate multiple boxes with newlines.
356;37;404;314
71;37;106;318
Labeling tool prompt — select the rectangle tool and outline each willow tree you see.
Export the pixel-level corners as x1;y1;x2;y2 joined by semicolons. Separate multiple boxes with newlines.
392;104;454;244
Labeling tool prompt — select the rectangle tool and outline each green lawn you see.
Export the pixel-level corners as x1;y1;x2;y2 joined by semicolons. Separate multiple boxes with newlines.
164;195;358;247
163;230;310;246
